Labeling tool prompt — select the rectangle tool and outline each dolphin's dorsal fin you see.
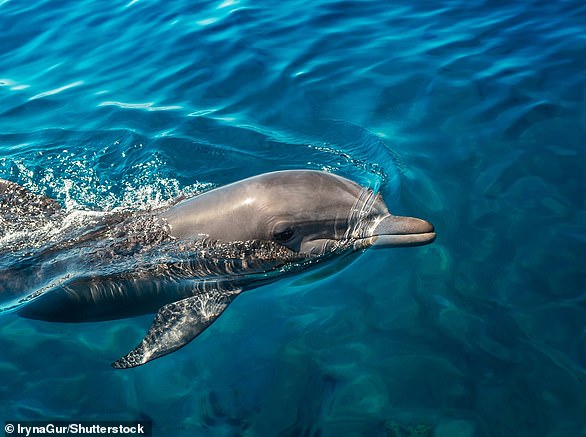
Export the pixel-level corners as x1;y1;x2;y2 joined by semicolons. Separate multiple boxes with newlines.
111;290;238;369
0;179;61;218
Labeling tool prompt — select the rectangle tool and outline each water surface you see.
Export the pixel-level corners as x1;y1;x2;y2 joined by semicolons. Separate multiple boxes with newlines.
1;0;585;435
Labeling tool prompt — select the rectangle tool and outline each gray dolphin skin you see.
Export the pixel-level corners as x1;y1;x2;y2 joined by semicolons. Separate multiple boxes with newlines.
1;170;435;368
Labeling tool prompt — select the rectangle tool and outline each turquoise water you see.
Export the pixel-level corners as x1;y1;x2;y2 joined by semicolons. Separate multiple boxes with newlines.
1;0;585;435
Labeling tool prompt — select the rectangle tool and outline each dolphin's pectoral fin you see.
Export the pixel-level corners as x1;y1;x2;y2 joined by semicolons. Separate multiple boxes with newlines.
111;290;238;369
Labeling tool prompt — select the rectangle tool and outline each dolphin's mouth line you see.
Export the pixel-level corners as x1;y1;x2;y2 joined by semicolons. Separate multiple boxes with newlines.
378;230;437;237
349;217;436;249
379;231;437;241
372;229;436;235
368;231;436;248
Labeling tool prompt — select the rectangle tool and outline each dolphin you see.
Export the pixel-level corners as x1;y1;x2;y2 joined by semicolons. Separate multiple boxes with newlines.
0;170;435;368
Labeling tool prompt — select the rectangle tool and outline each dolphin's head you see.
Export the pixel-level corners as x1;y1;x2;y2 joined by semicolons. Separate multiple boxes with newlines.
161;170;435;256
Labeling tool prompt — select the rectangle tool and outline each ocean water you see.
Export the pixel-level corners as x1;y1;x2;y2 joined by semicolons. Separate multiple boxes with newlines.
1;0;585;435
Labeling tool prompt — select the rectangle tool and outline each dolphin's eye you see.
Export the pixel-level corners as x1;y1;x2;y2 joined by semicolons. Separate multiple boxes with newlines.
273;227;295;243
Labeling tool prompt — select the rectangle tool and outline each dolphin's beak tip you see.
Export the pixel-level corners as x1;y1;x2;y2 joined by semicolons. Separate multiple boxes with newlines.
422;219;435;234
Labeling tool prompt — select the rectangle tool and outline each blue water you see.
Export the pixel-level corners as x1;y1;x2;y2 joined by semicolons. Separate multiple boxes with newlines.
1;0;585;435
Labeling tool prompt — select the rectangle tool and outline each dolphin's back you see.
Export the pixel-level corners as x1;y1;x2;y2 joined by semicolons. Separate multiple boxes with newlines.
0;179;61;218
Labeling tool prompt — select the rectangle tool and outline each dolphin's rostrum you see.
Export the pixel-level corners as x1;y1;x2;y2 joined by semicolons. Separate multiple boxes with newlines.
0;170;435;368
